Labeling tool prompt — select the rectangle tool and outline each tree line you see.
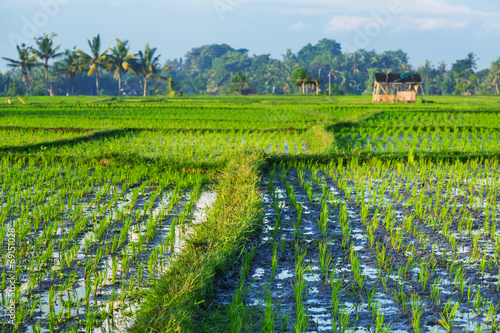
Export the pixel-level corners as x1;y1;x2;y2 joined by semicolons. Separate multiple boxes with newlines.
1;33;168;97
1;35;499;97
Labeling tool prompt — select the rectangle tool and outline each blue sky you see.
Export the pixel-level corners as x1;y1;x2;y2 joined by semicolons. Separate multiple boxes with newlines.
1;0;499;71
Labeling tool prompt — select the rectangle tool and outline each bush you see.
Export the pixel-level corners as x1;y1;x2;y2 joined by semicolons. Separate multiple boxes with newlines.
6;80;24;96
32;87;45;96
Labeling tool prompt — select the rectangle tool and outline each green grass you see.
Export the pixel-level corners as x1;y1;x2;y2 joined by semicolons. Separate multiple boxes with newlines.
130;152;264;332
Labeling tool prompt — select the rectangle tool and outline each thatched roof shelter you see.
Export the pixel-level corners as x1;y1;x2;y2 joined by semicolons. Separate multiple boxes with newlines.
373;72;426;103
296;78;323;95
374;73;422;84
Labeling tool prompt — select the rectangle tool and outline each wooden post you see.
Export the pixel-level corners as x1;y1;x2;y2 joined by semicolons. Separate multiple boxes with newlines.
418;83;427;103
379;84;395;103
373;82;381;103
329;72;332;97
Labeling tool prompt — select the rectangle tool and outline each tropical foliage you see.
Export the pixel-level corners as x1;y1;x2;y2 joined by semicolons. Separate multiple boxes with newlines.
2;36;500;96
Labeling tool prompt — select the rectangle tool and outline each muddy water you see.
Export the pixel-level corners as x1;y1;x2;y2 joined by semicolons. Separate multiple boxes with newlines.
214;169;416;332
214;162;500;332
96;190;217;333
0;183;216;333
336;163;500;332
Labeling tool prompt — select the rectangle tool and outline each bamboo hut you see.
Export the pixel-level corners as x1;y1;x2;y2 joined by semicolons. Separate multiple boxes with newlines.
373;72;426;103
296;78;323;95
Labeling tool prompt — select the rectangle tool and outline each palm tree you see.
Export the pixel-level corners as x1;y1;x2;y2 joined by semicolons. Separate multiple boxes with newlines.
79;35;109;95
281;54;298;93
282;48;295;62
466;52;478;72
330;57;343;81
349;51;364;75
55;47;84;96
491;58;500;95
33;33;63;95
328;57;344;95
438;61;447;74
230;71;248;93
109;39;135;95
419;60;433;95
368;52;382;68
137;43;162;96
2;44;38;94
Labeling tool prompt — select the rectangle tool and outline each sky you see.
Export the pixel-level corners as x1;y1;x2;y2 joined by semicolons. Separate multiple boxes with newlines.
1;0;499;71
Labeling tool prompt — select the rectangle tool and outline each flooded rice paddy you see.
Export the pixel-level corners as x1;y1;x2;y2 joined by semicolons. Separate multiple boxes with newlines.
215;159;500;332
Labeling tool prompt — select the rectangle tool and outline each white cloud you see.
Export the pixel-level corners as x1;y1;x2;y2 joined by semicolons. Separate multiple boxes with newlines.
395;17;467;31
326;14;478;35
325;16;372;33
400;0;490;17
282;7;337;16
417;18;465;30
253;0;496;18
483;20;500;35
289;21;306;31
322;0;494;35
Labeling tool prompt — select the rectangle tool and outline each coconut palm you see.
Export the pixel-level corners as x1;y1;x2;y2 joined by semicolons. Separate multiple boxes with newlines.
137;43;163;96
438;61;447;74
466;52;478;72
282;48;295;62
55;47;84;96
281;53;298;93
33;33;63;95
79;35;109;95
230;71;248;93
109;39;135;95
419;60;433;94
328;57;344;95
2;43;38;94
490;58;500;95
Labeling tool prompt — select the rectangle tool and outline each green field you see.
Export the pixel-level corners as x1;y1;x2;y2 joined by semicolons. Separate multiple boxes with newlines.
1;95;500;332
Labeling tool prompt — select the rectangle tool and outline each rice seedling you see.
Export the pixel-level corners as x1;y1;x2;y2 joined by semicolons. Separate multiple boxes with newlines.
318;240;332;281
292;270;308;332
410;293;425;333
262;284;275;333
292;243;310;332
439;300;460;332
332;307;350;333
375;309;391;333
270;242;278;284
338;205;351;249
349;247;366;298
418;260;436;291
474;286;485;311
318;198;329;237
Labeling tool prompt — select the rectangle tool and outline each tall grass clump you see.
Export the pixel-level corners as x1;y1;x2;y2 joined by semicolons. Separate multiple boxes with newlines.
304;125;335;155
130;152;264;332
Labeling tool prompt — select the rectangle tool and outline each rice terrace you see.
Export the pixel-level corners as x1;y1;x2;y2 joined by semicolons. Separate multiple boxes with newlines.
0;95;499;333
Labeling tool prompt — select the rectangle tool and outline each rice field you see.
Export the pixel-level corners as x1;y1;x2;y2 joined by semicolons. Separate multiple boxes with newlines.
0;99;337;131
0;129;94;150
0;156;216;332
1;95;500;332
336;127;500;153
218;159;500;332
334;110;500;155
40;130;307;161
